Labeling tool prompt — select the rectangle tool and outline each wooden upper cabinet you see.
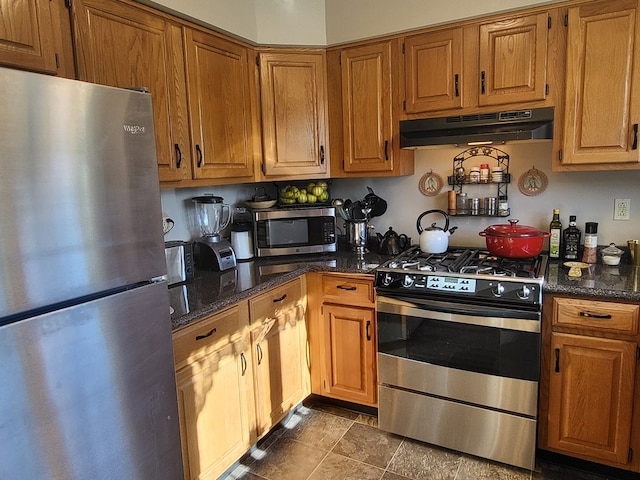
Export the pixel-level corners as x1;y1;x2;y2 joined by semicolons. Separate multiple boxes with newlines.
341;42;393;173
404;28;464;113
183;29;255;181
478;12;549;106
258;50;329;179
0;0;57;74
547;333;636;465
562;0;640;166
72;0;190;182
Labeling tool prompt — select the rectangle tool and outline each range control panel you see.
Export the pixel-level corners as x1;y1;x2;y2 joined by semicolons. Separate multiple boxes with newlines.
426;275;477;292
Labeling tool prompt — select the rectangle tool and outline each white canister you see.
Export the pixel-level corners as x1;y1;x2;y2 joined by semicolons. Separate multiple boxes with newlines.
231;224;254;260
491;166;504;182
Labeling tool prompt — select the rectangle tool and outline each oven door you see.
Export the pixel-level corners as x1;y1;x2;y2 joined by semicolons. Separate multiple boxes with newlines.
376;294;540;416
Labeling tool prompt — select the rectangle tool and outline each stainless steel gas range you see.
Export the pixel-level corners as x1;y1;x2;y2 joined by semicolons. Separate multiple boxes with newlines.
374;247;547;470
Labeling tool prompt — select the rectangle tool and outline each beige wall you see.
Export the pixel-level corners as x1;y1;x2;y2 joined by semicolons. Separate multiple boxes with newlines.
141;0;565;46
325;0;565;44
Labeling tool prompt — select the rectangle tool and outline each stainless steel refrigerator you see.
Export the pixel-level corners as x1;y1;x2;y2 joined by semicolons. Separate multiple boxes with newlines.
0;67;183;479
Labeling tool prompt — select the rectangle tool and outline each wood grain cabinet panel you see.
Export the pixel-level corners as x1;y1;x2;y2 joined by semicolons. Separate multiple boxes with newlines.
183;29;255;181
341;42;393;173
561;0;640;166
258;50;329;180
547;333;636;465
478;12;548;106
0;0;57;74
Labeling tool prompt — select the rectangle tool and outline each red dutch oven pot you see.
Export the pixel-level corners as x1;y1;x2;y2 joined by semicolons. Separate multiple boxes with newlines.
479;219;551;258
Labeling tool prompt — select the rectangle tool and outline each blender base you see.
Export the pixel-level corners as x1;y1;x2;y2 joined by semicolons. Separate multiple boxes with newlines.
194;239;237;271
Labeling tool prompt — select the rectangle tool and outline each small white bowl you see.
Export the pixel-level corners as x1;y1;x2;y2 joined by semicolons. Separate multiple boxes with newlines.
602;255;621;266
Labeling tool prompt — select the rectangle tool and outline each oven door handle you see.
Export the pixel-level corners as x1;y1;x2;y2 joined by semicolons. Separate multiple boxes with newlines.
377;295;540;332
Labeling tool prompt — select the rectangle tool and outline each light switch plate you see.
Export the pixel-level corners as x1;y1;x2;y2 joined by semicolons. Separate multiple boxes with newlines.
614;198;631;220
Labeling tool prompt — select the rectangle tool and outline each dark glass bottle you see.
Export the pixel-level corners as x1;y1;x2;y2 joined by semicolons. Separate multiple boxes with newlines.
562;215;581;261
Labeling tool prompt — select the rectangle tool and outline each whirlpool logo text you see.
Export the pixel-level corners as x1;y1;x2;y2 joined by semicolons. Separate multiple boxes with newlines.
123;124;145;134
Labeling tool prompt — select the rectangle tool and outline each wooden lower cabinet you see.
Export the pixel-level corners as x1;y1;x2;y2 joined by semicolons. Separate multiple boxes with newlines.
173;302;255;480
308;273;378;407
249;277;310;437
540;295;640;473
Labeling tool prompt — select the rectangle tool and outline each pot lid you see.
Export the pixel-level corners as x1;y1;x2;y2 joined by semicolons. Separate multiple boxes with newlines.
192;195;224;203
482;219;548;238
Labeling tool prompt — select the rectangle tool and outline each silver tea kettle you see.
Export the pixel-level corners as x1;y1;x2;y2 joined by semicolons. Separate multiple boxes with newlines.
416;210;457;253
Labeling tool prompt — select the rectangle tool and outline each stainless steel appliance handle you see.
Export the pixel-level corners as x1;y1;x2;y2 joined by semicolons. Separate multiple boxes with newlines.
377;295;540;332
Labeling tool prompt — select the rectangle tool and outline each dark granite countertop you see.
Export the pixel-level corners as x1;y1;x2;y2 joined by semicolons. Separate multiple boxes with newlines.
169;247;392;330
544;259;640;302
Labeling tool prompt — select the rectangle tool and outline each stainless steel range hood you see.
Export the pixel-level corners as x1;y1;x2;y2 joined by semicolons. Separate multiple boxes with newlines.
400;107;554;148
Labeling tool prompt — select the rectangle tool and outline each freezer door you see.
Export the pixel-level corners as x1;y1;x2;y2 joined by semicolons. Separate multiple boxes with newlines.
0;282;183;480
0;67;165;319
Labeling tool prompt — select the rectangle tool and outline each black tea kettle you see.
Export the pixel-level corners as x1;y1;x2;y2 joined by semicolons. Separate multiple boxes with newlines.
377;227;408;255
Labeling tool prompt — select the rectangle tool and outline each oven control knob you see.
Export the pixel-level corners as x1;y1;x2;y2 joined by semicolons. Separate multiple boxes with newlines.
492;282;505;297
517;285;531;300
381;273;394;286
403;275;414;287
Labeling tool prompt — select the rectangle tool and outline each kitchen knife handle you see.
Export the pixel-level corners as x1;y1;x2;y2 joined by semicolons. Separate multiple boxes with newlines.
366;321;371;341
480;71;486;95
337;285;356;291
632;124;638;150
579;311;612;319
175;143;182;168
320;145;325;164
241;353;247;376
196;144;203;167
454;74;459;97
257;344;263;365
273;294;287;303
195;328;216;341
554;348;560;373
384;140;389;160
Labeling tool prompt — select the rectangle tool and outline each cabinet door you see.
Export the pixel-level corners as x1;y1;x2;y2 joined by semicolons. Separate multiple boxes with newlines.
547;333;636;465
404;27;464;113
251;309;308;437
320;303;376;406
478;12;548;106
341;42;393;173
259;51;329;179
0;0;57;74
173;303;254;480
562;0;640;165
183;29;255;181
72;0;190;182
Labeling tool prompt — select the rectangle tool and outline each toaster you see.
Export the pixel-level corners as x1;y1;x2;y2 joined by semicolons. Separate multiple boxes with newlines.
164;241;195;286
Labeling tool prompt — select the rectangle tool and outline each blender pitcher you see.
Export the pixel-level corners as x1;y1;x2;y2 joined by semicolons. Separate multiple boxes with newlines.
192;195;232;242
192;195;236;271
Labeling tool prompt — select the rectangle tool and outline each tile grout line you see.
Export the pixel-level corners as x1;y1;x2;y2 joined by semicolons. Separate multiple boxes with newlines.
302;416;357;480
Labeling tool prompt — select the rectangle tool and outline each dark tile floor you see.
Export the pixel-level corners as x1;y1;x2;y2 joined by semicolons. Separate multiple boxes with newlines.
221;400;627;480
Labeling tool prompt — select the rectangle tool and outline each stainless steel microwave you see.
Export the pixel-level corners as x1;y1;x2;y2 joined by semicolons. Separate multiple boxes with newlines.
253;206;337;257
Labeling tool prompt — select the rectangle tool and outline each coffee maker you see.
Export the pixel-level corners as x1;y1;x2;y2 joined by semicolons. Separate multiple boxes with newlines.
192;195;237;271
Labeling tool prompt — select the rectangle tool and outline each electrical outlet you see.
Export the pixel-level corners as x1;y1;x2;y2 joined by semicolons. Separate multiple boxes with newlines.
614;198;631;220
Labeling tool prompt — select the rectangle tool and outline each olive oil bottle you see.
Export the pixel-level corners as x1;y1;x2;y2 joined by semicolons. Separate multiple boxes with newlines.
562;215;581;261
549;209;562;258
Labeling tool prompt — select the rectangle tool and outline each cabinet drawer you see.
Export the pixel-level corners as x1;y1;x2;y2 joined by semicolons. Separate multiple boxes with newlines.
249;277;303;324
322;274;374;307
173;302;247;369
553;297;639;335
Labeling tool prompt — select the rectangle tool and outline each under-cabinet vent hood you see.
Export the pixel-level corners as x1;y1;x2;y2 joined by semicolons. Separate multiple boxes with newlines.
400;107;554;148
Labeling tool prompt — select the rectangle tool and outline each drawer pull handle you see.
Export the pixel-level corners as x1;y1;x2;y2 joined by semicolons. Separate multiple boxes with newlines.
337;285;356;291
579;311;612;319
273;294;287;303
195;328;217;340
366;320;371;341
554;348;560;372
454;73;459;97
480;70;486;94
241;353;247;376
257;344;263;365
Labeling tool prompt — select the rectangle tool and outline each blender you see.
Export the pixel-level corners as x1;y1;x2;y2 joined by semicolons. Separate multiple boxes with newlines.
192;195;237;271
